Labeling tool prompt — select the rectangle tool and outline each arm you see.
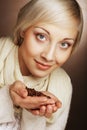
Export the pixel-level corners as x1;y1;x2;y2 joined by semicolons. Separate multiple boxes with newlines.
46;68;73;130
46;94;72;130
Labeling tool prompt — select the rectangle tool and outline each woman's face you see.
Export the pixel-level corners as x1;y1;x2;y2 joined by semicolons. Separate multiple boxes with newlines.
18;20;78;77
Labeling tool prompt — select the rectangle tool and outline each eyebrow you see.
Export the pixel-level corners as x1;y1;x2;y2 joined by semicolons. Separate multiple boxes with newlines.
63;38;75;42
34;26;50;35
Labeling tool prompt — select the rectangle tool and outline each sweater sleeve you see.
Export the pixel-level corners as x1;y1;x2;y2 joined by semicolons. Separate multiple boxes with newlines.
0;85;15;123
46;87;72;130
46;68;72;129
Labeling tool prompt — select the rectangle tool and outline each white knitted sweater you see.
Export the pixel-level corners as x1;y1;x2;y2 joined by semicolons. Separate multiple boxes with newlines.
0;37;72;130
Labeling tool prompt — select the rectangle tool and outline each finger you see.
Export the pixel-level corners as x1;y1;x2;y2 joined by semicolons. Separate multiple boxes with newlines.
42;91;56;99
45;105;53;118
52;101;62;113
10;81;28;98
42;91;61;104
18;87;28;98
10;90;22;106
29;106;46;116
29;109;40;115
26;96;55;108
39;106;46;116
44;98;55;105
23;96;48;109
56;100;62;108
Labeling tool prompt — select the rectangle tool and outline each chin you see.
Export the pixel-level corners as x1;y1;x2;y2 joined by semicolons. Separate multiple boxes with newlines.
31;71;50;78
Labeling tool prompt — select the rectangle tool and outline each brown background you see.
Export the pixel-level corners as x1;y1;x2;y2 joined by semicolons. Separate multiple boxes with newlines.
0;0;87;130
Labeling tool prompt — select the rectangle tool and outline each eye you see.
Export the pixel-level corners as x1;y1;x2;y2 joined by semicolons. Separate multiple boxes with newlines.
59;42;71;49
36;34;46;42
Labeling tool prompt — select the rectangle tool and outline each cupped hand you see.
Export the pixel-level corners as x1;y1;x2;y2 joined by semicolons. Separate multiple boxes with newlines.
9;80;55;110
29;91;62;118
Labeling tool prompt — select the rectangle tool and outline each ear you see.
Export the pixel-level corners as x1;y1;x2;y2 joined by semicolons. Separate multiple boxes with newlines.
20;31;25;38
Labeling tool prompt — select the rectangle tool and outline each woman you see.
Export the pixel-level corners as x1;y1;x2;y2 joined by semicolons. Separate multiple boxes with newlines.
0;0;83;130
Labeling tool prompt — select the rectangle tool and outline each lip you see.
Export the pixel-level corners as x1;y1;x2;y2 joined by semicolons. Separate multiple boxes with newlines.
35;60;52;70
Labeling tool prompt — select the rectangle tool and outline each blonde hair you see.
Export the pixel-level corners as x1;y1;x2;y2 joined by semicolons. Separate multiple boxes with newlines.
13;0;83;48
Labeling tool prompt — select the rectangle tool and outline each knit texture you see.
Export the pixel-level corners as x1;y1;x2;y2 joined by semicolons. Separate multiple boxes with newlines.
0;37;72;129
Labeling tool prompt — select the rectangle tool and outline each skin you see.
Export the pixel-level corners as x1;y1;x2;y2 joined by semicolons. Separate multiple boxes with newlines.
10;19;78;118
18;22;78;77
10;81;61;117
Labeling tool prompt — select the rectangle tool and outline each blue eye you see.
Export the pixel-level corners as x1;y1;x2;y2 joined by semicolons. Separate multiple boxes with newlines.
36;34;46;41
60;42;70;49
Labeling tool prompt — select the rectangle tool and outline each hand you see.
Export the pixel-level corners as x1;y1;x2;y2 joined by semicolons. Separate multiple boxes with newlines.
9;80;55;110
29;91;62;118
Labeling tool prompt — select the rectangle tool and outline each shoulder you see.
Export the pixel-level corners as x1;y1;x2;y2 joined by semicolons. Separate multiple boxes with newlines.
0;37;14;46
50;67;72;87
0;37;15;51
52;67;70;78
0;37;16;72
0;36;15;57
0;37;12;43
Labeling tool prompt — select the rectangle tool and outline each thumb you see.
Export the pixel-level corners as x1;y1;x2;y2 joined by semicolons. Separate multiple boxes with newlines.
10;81;28;98
19;87;28;98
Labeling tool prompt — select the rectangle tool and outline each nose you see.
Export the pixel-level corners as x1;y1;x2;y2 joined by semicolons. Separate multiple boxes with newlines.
41;44;56;62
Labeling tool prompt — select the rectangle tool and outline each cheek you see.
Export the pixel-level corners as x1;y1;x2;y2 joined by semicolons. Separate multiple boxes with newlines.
22;38;38;56
23;41;45;58
56;51;71;65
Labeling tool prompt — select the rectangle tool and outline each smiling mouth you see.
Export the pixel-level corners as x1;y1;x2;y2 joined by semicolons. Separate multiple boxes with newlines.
35;60;52;70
